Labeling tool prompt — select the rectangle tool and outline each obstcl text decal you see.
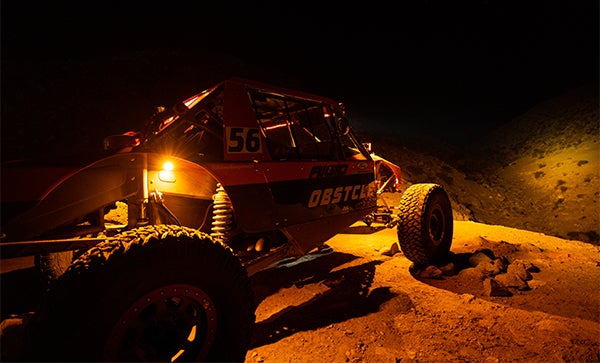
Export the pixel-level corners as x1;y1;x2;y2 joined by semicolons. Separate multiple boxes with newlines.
308;184;369;208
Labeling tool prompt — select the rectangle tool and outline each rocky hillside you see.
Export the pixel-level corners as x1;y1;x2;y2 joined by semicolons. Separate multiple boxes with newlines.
365;84;599;244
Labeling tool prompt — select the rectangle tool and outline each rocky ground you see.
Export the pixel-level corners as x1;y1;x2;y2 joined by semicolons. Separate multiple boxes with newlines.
2;214;598;362
245;215;600;363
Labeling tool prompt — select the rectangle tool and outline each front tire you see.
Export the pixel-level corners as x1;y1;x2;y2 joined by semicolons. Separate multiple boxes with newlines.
397;183;453;265
30;225;255;362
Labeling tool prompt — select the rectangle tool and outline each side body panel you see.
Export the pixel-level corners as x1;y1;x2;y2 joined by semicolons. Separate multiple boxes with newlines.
209;160;377;233
2;153;146;241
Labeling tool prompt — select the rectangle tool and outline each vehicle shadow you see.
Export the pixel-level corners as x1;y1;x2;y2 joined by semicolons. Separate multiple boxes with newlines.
250;250;396;348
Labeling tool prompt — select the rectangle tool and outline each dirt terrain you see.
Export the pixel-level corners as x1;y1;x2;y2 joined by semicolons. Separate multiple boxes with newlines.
245;210;600;363
2;208;598;362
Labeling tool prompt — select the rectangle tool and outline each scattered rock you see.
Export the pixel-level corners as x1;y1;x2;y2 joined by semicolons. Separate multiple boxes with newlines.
493;256;509;272
458;267;487;281
476;260;504;277
440;262;457;276
483;278;512;297
381;243;400;256
514;259;541;273
507;261;533;281
464;252;541;294
419;265;444;279
495;272;530;291
469;249;495;267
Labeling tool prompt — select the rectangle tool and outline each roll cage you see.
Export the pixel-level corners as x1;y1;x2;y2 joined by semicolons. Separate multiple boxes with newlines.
136;79;371;164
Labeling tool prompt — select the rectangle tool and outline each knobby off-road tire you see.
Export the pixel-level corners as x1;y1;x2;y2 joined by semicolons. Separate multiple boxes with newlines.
397;183;453;266
30;225;255;362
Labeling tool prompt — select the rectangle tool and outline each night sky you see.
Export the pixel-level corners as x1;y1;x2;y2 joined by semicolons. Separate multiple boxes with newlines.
1;1;598;158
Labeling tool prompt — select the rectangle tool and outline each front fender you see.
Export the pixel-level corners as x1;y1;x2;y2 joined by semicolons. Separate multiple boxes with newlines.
372;154;402;193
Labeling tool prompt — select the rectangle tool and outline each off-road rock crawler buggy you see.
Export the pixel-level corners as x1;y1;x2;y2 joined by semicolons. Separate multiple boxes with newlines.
1;78;453;362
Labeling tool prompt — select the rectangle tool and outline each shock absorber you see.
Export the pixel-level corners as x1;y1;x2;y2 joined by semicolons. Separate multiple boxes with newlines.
211;183;234;244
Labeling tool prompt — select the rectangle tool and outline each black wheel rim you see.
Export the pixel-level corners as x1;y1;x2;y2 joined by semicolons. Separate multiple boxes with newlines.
428;205;445;245
104;284;217;362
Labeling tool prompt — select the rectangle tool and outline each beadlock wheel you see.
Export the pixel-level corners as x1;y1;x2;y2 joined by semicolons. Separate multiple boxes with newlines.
427;204;446;245
104;284;218;362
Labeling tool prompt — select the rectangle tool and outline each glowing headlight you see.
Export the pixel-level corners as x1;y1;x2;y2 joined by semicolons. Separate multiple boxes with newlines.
159;161;176;183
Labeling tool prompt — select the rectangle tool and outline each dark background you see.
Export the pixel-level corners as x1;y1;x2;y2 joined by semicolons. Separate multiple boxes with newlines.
1;1;598;160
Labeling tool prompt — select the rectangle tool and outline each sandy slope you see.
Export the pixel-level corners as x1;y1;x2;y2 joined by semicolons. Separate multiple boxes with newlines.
246;219;600;363
362;83;599;244
473;84;600;243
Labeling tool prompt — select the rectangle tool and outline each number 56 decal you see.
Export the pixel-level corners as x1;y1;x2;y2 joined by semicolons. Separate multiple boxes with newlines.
226;127;262;153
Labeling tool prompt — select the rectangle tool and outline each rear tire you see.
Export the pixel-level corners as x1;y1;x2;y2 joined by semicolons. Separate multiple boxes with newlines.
397;183;453;265
30;225;255;362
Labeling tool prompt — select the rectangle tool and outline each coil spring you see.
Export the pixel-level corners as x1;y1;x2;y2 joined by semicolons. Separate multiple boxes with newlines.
211;183;234;243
